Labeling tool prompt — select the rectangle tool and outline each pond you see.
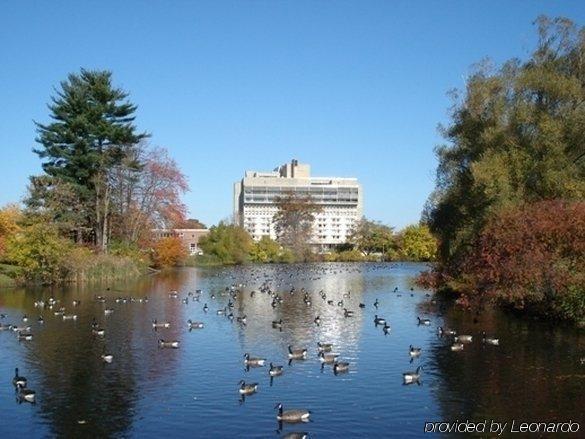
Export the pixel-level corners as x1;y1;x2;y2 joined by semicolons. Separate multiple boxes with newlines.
0;263;583;438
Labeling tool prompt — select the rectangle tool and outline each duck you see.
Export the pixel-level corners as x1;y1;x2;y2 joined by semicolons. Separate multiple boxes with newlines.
454;334;473;343
269;363;284;377
318;352;339;364
243;353;265;367
17;387;36;403
275;403;311;422
409;345;422;357
152;319;171;329
482;332;499;346
317;342;333;352
238;380;258;395
403;365;423;384
187;319;204;329
333;361;350;374
12;368;27;388
417;317;431;326
451;342;464;351
374;315;386;325
101;354;114;363
158;339;180;349
288;346;307;360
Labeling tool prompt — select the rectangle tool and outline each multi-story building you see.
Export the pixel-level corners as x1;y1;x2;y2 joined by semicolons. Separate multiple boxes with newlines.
233;159;362;251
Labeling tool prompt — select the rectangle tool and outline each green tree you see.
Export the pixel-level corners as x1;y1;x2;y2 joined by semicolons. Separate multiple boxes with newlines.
249;236;293;263
273;192;321;261
397;224;437;261
348;217;395;255
33;69;148;251
426;16;585;277
198;222;253;264
5;223;73;284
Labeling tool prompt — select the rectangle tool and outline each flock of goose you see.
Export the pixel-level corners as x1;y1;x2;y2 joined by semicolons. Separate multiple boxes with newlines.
0;263;505;438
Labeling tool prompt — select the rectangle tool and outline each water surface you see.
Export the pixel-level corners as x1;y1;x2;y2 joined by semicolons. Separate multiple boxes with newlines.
0;263;583;438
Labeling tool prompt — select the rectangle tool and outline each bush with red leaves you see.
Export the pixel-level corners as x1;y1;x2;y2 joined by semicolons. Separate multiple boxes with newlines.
462;200;585;322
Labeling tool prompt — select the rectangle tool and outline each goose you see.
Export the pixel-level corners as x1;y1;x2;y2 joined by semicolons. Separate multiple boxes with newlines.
101;354;114;363
169;291;179;298
243;353;265;367
343;308;354;318
451;342;464;351
12;368;27;388
318;352;339;364
314;316;321;325
272;319;283;329
158;339;180;349
374;315;386;325
482;332;499;346
0;313;6;318
12;325;31;332
454;334;473;343
72;300;81;306
382;323;391;335
152;320;171;329
373;299;380;308
238;380;258;395
62;314;78;321
359;303;365;308
438;326;456;336
281;433;309;439
22;315;28;322
333;361;350;374
18;332;33;341
217;308;226;315
288;346;307;360
203;303;209;312
104;308;114;315
18;387;36;403
409;345;422;357
92;327;105;336
187;319;204;329
417;317;431;326
269;363;283;377
0;323;10;331
403;366;423;384
275;403;311;422
37;316;44;324
317;342;333;352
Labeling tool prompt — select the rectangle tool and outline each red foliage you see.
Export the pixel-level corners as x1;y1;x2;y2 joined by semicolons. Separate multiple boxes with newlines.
462;200;585;318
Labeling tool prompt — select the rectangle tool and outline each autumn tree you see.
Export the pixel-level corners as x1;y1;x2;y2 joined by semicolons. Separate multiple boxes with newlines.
348;218;395;255
0;204;21;258
153;236;188;268
397;224;437;261
273;192;321;260
33;69;147;251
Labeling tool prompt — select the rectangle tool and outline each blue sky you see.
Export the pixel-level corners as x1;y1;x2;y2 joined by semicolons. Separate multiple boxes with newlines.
1;1;584;229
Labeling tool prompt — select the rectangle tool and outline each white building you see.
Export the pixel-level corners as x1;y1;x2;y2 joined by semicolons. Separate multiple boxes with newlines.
233;159;362;251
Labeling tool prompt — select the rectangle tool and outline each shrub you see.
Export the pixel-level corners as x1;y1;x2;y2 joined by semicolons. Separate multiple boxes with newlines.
198;222;253;264
397;224;437;261
462;200;585;322
153;236;188;268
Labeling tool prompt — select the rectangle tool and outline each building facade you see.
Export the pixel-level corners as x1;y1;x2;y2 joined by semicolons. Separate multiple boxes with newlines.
233;159;362;251
152;228;209;255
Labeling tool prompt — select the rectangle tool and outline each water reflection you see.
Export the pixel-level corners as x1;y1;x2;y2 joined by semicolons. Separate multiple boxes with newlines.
0;263;583;438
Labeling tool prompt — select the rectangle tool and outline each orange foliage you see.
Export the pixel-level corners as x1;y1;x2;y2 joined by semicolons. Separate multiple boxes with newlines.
153;237;188;268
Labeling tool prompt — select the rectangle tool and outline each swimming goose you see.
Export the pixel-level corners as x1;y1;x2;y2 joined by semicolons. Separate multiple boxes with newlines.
333;361;350;374
17;387;36;403
343;308;354;318
373;299;380;308
101;354;114;363
18;332;33;341
158;339;180;349
314;316;321;326
272;319;283;329
12;368;27;388
438;326;456;336
22;315;28;322
451;342;464;351
203;303;209;312
417;317;431;326
288;346;307;360
409;345;422;357
187;319;204;329
37;316;44;324
403;365;423;384
72;300;81;306
62;314;78;321
244;353;266;366
317;342;333;352
482;332;499;346
454;335;473;343
11;325;31;332
104;308;114;315
152;320;171;329
281;432;309;439
269;363;283;376
275;403;311;422
318;352;339;364
382;323;391;335
238;380;258;395
374;315;386;325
